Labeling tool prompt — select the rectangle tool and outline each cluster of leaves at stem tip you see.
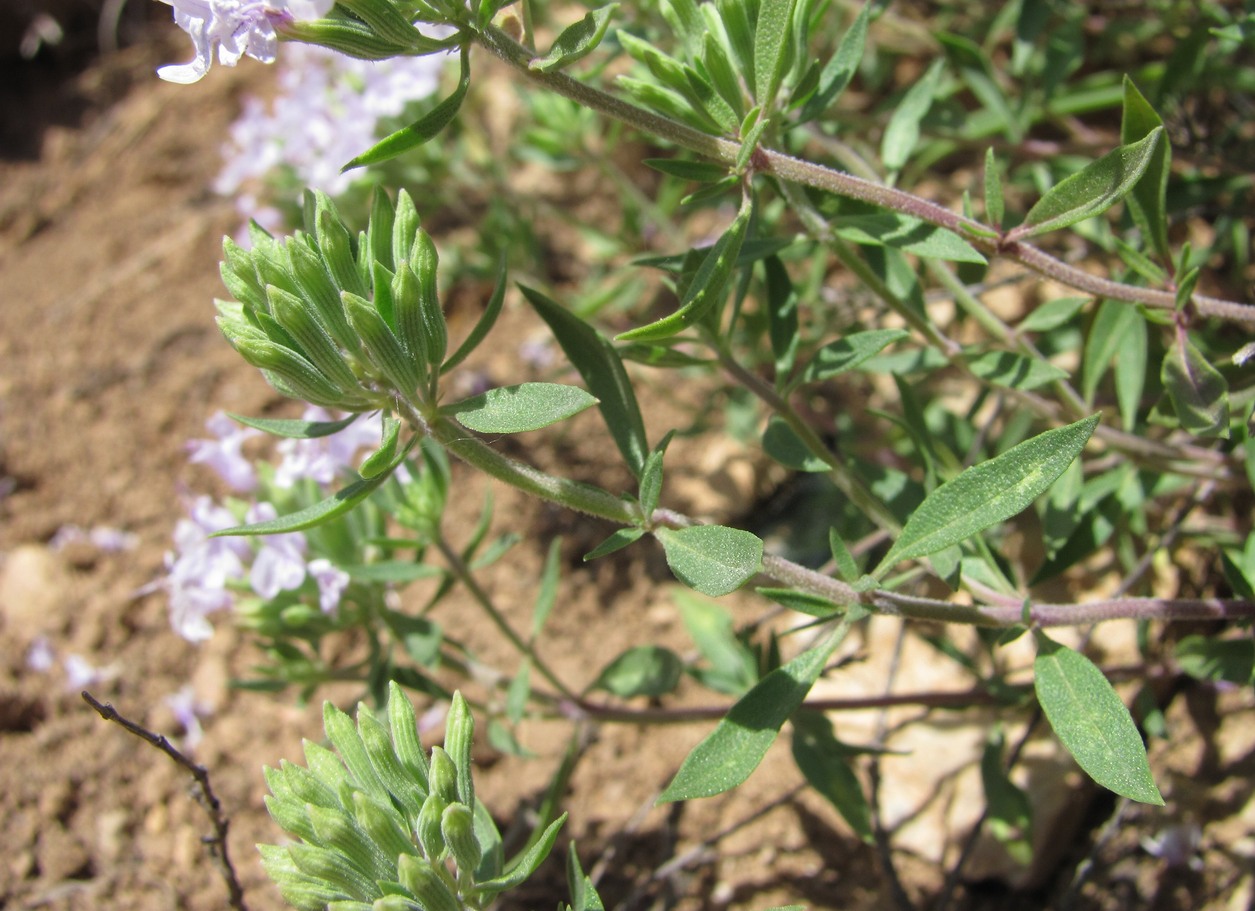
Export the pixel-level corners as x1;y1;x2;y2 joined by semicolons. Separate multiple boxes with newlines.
261;683;571;911
199;0;1255;891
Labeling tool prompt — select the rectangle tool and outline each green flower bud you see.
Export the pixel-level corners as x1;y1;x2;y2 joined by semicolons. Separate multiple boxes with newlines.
367;186;397;272
316;205;369;297
343;290;423;396
410;228;448;368
287;234;359;352
352;791;419;864
371;897;424;911
427;746;459;805
440;802;482;875
392;190;420;267
396;854;461;911
228;334;348;407
443;692;475;809
357;704;424;819
387;681;430;794
284;17;413;61
288;842;381;902
259;843;349;911
416;791;449;861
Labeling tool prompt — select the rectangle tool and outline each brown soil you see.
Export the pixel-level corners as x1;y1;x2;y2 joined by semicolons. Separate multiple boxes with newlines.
1;28;1252;911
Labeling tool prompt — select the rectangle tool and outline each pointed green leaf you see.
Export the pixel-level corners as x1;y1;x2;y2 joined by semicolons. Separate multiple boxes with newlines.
655;525;763;596
214;438;416;536
566;843;605;911
1034;635;1163;805
1012;128;1163;239
980;728;1033;865
227;412;360;439
762;418;829;471
797;329;910;386
643;158;731;183
755;587;842;618
829;528;859;582
639;431;673;516
832;214;987;264
520;284;649;478
444;382;598;434
966;350;1068;391
470;813;567;897
1175;635;1255;686
791;711;873;842
1162;335;1230;438
591;646;684;698
754;0;800;109
984;147;1005;227
1121;77;1171;263
873;416;1099;575
1018;296;1087;333
659;623;849;801
359;415;402;478
881;59;943;172
529;4;619;73
441;255;505;374
617;195;753;342
583;527;646;561
344;48;470;170
675;590;758;695
799;1;869;123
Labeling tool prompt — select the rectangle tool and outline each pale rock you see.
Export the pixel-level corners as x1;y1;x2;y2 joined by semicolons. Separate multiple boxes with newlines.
0;545;73;644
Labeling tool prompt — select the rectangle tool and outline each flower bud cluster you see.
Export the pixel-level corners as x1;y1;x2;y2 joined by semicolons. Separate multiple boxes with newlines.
217;189;448;414
261;685;502;911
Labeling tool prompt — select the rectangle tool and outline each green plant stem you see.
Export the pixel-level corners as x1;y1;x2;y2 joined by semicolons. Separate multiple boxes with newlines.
471;22;1255;326
432;532;578;701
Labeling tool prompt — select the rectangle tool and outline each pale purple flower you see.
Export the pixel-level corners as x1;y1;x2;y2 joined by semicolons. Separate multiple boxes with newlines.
26;636;55;673
247;502;309;598
307;558;350;615
165;685;213;751
161;496;251;642
50;524;140;552
1142;823;1204;870
156;0;334;84
187;411;262;492
274;407;382;488
63;654;116;690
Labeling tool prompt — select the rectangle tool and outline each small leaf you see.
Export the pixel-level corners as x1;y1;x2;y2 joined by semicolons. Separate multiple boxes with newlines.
1121;77;1171;263
566;843;605;911
791;711;873;842
1162;335;1230;438
829;528;859;582
659;623;850;802
754;0;800;110
798;1;869;122
643;158;730;183
966;350;1068;391
1082;299;1135;404
521;285;649;478
797;329;910;386
591;646;684;698
881;59;943;172
584;528;646;561
617;195;753;342
1034;634;1163;805
441;256;506;374
762;418;829;471
343;48;470;170
444;383;598;434
227;412;360;439
675;591;757;694
470;814;567;897
1018;296;1087;333
531;538;562;640
1011;128;1163;239
529;4;619;73
215;439;416;536
756;587;842;618
832;214;987;264
655;525;764;596
980;728;1033;866
1175;635;1255;685
984;147;1005;227
873;416;1098;575
639;431;674;516
359;415;402;478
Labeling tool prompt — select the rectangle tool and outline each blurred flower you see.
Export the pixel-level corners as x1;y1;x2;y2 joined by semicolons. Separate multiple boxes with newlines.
165;685;213;751
274;407;382;488
156;0;334;84
26;636;55;673
246;502;309;598
308;558;350;615
64;654;119;690
49;524;139;552
187;411;262;492
160;496;251;642
1142;822;1204;870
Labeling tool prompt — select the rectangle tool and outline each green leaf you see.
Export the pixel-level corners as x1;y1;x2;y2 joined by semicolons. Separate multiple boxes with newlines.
980;728;1033;866
881;59;943;173
755;587;842;618
639;431;673;516
441;257;506;374
832;214;987;264
1162;335;1230;438
227;412;361;439
1034;635;1163;805
792;711;873;842
762;418;829;472
798;1;869;123
655;525;764;596
583;527;646;561
1081;299;1132;404
1011;128;1163;239
359;415;401;478
1113;308;1147;433
797;329;910;386
829;528;859;582
1018;296;1087;333
659;624;849;801
643;158;730;183
566;843;605;911
675;591;757;694
343;47;470;170
872;416;1098;575
520;285;649;479
470;813;567;897
754;0;800;110
984;147;1005;227
1121;77;1171;263
617;195;753;342
531;538;562;640
215;438;416;536
1175;635;1255;685
529;4;619;73
591;646;684;698
966;350;1068;391
444;382;598;434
